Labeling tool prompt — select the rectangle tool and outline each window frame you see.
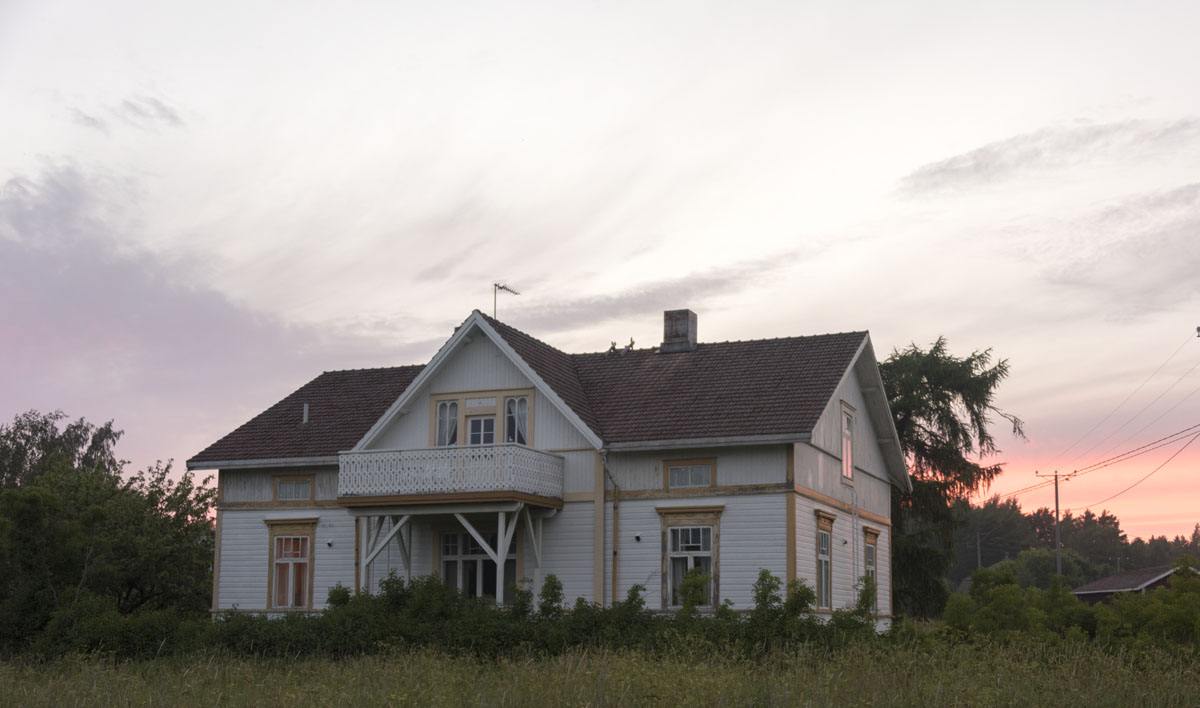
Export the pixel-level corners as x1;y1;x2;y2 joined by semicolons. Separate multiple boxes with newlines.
438;530;517;603
504;396;529;445
429;390;534;447
265;519;316;611
272;474;315;503
863;527;879;612
657;506;722;610
840;403;855;482
662;458;717;492
815;511;835;610
467;415;496;446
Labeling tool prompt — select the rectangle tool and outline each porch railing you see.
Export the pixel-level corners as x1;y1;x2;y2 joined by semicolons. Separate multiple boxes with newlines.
337;444;564;500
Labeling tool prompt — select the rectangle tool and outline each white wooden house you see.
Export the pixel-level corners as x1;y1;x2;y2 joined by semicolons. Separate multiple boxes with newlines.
189;309;910;622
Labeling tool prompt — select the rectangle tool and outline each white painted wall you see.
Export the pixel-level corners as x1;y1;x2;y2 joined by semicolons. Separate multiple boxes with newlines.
606;446;788;491
536;501;596;605
610;493;788;610
216;507;356;611
793;494;891;614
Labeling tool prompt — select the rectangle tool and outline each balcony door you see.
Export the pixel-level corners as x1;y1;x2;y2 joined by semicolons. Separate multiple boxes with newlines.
440;530;516;602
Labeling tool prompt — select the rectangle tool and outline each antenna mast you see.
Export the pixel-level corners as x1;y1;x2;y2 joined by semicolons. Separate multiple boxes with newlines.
493;282;520;318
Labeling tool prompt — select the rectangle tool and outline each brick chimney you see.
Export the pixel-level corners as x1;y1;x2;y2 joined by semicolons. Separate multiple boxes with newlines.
660;309;698;353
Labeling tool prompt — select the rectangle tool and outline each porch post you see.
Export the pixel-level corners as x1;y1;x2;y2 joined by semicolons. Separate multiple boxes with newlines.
496;510;506;607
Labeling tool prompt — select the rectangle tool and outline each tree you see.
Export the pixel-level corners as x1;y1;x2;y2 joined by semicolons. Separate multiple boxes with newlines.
0;411;215;651
949;496;1036;587
880;338;1024;617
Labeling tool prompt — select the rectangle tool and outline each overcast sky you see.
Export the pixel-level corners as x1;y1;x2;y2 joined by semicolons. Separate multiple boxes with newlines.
3;1;1199;539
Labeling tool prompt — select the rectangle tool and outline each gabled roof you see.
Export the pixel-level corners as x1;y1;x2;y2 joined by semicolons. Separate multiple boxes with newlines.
1072;565;1191;595
188;365;422;467
189;311;909;489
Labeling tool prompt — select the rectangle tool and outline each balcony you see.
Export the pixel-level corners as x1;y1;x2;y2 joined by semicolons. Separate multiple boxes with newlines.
337;444;564;507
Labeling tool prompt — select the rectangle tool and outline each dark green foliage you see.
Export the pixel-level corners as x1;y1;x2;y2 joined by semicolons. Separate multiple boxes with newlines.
0;411;215;654
880;338;1025;618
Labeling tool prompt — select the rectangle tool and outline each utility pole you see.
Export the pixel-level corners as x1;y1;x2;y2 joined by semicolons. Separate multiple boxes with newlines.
1035;469;1073;576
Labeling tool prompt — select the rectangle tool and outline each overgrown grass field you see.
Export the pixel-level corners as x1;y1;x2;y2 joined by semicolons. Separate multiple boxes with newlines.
3;640;1198;707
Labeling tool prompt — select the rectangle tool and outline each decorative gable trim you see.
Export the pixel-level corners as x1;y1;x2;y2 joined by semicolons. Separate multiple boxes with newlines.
353;311;603;451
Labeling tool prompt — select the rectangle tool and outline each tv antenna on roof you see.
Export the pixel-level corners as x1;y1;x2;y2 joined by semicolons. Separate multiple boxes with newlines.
493;282;520;318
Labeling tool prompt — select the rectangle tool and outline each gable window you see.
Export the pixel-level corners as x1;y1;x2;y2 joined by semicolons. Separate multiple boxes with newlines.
436;401;459;447
274;476;312;502
467;416;495;446
267;521;315;610
668;526;713;606
504;396;529;445
816;512;834;609
864;529;879;612
665;459;715;490
841;407;854;481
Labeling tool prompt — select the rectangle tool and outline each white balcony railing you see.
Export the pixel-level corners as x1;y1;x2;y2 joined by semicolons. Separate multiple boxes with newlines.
338;444;564;501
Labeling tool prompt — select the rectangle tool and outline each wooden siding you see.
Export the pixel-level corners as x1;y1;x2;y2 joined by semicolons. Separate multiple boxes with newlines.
606;446;788;491
808;364;888;481
793;493;891;613
217;507;356;611
608;494;788;610
368;335;595;454
537;501;596;605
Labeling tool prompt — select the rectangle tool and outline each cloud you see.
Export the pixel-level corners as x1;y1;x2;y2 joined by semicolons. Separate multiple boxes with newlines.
899;119;1200;195
68;107;108;133
1025;183;1200;316
501;253;796;337
0;163;434;469
112;94;185;130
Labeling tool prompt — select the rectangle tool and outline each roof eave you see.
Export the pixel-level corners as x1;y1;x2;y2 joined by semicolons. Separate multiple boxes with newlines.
186;455;339;471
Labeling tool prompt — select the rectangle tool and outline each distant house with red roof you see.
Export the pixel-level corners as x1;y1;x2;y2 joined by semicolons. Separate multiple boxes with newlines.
189;309;909;625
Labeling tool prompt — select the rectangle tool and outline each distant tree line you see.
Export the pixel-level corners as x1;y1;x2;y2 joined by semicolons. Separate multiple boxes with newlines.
948;496;1200;590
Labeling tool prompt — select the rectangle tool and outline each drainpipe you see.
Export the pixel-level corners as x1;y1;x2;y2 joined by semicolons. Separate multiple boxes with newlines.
601;449;620;606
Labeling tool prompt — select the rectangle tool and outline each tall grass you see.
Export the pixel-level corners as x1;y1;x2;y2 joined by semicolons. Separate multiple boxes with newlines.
3;639;1197;707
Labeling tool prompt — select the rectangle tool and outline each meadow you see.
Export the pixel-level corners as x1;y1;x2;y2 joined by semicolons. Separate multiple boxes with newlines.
3;639;1198;707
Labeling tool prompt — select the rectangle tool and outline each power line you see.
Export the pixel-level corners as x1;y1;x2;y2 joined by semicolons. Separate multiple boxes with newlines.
1069;352;1200;464
1057;333;1195;459
1073;430;1200;512
1073;421;1200;477
1091;381;1200;463
1001;479;1054;499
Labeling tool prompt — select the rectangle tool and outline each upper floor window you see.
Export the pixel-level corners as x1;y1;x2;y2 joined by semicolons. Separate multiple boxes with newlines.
505;396;528;445
665;460;714;489
468;416;495;446
436;401;458;447
274;476;312;502
841;408;854;480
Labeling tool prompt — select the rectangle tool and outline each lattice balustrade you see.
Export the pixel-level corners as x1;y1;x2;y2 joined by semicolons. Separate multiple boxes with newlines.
338;444;564;500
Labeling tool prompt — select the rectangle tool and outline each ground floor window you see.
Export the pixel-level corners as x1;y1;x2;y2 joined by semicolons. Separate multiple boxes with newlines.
816;511;835;610
267;520;315;610
864;528;879;612
440;531;516;603
658;507;722;609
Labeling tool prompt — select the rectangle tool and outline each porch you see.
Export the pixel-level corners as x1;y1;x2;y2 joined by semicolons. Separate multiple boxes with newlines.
353;502;555;606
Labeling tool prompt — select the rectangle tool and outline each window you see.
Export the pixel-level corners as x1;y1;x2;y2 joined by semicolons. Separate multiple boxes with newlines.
267;523;314;610
440;531;517;603
468;416;495;445
436;401;459;446
666;461;714;489
816;513;834;609
274;477;311;502
667;526;714;606
841;408;854;480
504;396;529;444
864;529;879;612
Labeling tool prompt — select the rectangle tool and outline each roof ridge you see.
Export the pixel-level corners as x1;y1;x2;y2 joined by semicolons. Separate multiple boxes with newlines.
321;363;426;374
569;330;869;357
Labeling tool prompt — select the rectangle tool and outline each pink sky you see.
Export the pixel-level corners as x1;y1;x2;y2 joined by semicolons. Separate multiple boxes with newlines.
2;2;1199;541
